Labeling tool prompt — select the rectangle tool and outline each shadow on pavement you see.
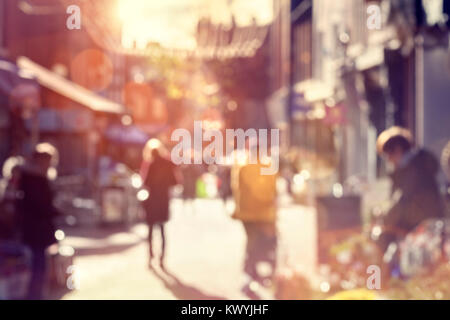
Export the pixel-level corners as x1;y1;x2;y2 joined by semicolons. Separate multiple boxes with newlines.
61;223;147;257
151;267;227;300
61;224;136;240
74;241;144;256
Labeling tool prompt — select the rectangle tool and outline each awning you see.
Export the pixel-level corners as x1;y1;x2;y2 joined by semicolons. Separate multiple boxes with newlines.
17;56;125;114
0;58;41;118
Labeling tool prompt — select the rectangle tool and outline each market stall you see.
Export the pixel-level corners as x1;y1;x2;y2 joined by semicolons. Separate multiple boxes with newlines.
274;217;450;300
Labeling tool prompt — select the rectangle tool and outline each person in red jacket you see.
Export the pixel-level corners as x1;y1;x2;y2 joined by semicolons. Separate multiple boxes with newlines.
140;139;179;270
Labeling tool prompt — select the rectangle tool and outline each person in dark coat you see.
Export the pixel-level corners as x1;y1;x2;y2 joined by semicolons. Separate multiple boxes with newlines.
16;143;60;300
140;139;178;269
377;127;445;248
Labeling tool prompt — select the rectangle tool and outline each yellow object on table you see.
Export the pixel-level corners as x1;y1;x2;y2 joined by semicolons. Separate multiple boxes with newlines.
327;288;378;300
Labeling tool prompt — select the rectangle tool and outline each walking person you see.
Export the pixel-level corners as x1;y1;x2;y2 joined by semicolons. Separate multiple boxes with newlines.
217;163;232;211
16;143;60;300
181;151;203;214
231;144;278;297
140;139;178;270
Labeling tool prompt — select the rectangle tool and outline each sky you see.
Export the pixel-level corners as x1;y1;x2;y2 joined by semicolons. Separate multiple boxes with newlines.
116;0;274;50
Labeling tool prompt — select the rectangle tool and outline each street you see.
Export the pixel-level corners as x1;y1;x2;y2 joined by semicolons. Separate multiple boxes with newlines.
58;198;317;300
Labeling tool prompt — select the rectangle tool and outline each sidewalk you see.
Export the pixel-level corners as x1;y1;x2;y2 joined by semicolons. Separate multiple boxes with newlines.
57;198;317;300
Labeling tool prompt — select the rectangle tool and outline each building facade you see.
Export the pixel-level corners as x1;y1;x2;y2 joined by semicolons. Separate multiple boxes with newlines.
269;0;450;195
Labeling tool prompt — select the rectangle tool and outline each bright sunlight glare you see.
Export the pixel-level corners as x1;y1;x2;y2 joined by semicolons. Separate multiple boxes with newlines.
116;0;273;50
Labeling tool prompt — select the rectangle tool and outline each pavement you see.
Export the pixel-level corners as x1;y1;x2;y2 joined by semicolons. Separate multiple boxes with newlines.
55;198;317;300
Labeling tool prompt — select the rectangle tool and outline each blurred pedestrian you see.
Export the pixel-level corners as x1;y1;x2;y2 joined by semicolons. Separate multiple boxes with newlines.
140;139;178;269
181;150;203;214
376;127;445;249
217;162;232;209
16;143;60;300
231;144;278;295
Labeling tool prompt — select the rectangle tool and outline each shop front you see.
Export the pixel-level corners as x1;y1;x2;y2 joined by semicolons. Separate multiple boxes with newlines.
0;57;41;166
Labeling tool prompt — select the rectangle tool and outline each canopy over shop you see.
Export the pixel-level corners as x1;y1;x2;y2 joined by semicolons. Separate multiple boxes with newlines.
16;56;127;176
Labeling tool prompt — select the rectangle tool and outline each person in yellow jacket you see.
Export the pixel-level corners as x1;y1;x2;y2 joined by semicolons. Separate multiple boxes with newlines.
231;145;278;293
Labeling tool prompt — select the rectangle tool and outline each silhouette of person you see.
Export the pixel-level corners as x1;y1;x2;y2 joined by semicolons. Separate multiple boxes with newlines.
140;139;178;269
